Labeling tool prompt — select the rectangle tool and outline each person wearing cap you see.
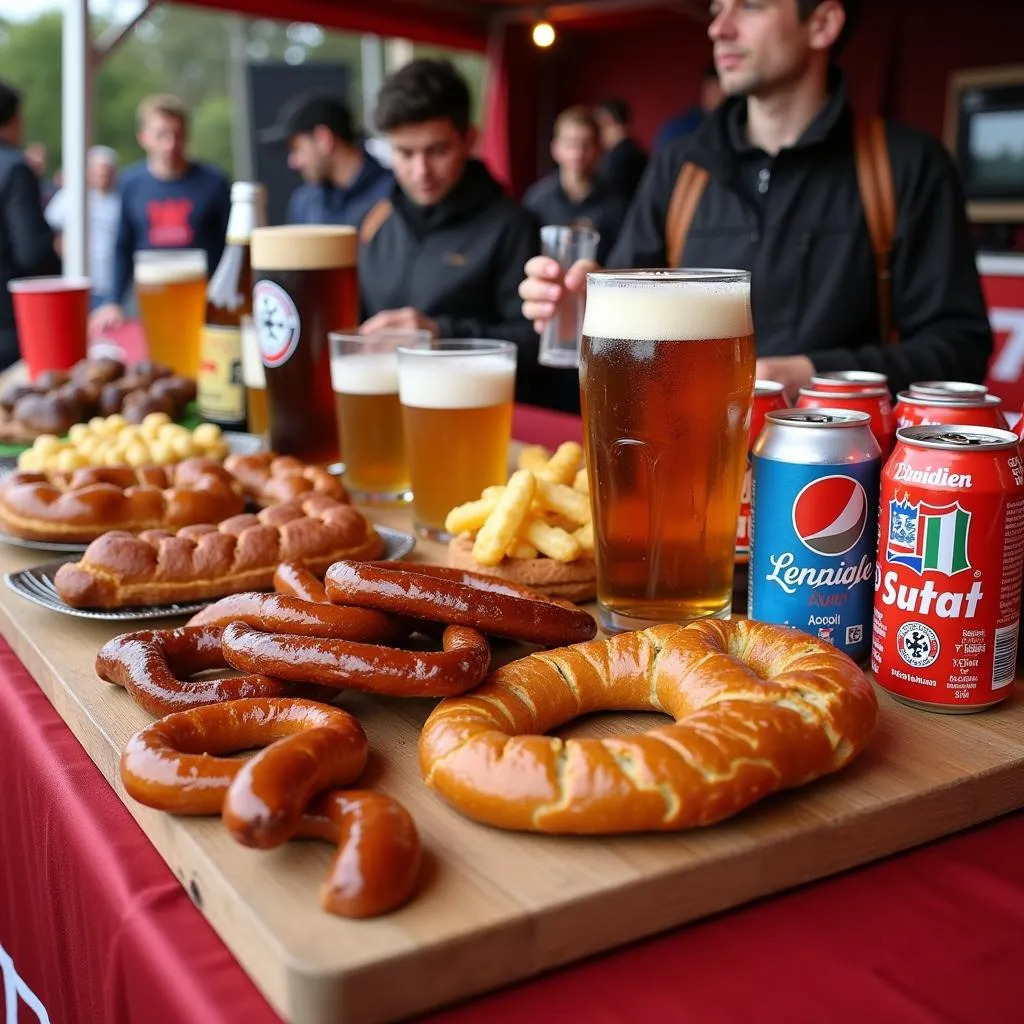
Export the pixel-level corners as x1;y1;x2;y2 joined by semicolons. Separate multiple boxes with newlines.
359;59;541;402
261;92;393;229
0;79;59;369
519;0;992;398
89;94;231;338
45;146;122;309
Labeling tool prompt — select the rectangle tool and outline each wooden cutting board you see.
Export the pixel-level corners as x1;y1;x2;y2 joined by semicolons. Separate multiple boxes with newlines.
1;504;1023;1024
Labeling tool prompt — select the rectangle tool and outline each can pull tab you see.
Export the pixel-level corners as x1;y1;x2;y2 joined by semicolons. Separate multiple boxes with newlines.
937;432;986;446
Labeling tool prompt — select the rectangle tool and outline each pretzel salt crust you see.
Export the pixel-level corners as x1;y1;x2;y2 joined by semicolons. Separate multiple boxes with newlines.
419;620;878;834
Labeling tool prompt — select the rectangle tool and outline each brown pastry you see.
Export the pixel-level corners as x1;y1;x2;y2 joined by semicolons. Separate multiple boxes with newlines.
33;369;70;391
11;391;88;436
149;375;197;408
447;532;596;602
224;453;349;506
122;389;175;424
54;495;383;607
0;383;36;413
70;357;124;384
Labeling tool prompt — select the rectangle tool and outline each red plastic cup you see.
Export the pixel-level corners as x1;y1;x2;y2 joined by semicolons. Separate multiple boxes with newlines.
8;276;91;380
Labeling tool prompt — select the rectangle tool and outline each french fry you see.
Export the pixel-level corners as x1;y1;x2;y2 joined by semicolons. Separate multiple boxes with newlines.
521;516;581;562
537;441;584;485
506;539;539;559
517;445;551;474
574;520;594;553
482;485;506;501
573;468;589;494
535;477;591;525
445;493;501;536
473;470;535;566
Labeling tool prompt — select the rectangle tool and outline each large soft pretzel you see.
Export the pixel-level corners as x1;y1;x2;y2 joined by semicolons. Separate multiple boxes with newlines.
419;620;878;834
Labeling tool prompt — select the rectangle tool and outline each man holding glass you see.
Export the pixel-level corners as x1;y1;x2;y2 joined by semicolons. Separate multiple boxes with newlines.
519;0;992;399
89;95;230;341
357;60;543;403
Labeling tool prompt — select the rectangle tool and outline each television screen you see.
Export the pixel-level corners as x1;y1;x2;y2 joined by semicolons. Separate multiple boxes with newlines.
955;79;1024;200
966;110;1024;191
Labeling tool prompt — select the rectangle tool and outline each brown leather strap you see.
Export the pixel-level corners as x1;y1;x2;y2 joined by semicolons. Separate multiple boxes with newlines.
853;114;898;343
359;199;393;245
665;162;709;267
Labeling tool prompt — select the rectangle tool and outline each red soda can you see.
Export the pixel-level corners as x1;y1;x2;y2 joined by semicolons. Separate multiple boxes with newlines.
797;387;895;457
872;425;1024;712
908;380;988;401
811;370;889;393
894;392;1008;431
736;380;788;563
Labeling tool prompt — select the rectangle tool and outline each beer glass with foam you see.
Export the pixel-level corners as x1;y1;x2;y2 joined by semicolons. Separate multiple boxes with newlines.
329;329;429;503
134;249;207;379
580;269;755;632
397;339;517;539
251;226;359;465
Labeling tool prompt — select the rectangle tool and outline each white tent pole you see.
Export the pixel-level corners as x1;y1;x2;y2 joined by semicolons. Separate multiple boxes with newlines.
61;0;91;279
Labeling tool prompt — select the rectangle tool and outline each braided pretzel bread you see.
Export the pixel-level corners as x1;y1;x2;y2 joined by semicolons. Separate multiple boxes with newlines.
224;452;348;506
0;457;243;542
95;624;326;717
120;698;420;917
419;620;878;834
54;496;383;608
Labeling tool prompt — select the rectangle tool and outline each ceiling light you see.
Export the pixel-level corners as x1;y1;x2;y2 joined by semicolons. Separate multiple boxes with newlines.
532;21;556;48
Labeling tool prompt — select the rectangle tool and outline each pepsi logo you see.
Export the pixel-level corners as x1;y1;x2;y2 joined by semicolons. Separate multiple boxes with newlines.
792;475;868;556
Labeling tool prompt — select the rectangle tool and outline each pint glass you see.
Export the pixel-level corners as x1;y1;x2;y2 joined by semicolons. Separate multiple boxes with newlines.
580;269;755;632
329;329;429;503
397;339;516;539
251;226;358;464
134;249;207;378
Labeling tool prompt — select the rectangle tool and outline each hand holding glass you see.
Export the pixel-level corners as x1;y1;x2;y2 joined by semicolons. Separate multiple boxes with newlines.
538;225;600;369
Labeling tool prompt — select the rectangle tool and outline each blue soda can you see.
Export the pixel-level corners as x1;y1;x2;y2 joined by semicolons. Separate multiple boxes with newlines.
749;408;882;660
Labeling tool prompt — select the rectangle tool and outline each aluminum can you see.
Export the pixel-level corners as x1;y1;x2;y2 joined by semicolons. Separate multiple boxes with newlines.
810;370;889;393
797;386;895;457
872;425;1024;712
736;380;788;564
894;391;1008;431
750;409;881;661
907;380;989;401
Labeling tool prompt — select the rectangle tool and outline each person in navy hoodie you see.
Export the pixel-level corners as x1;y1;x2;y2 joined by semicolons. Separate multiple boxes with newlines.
260;92;393;228
89;94;230;338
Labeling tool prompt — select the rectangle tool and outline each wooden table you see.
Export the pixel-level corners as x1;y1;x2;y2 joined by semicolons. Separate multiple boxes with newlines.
0;497;1023;1023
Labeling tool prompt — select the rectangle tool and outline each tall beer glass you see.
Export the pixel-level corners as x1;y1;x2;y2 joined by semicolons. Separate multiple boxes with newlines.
397;339;516;539
329;329;429;503
580;269;755;632
134;249;207;379
251;226;358;464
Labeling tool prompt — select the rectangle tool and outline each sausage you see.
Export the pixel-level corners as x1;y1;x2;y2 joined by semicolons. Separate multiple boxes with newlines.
119;697;366;815
96;625;298;717
186;591;408;644
324;560;598;648
220;620;491;697
273;560;330;603
298;790;422;918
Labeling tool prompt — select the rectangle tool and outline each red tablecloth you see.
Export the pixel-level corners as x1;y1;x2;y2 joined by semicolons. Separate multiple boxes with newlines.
3;405;1024;1023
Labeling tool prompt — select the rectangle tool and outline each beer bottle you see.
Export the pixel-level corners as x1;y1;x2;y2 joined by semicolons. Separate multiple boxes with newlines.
198;182;267;431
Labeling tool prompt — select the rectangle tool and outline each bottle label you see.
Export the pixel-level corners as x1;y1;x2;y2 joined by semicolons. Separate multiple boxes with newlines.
198;325;245;425
253;280;301;368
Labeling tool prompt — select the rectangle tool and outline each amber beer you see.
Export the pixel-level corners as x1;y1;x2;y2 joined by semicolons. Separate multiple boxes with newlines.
134;249;207;379
397;340;517;538
580;269;755;631
250;226;359;464
330;331;428;502
240;316;269;438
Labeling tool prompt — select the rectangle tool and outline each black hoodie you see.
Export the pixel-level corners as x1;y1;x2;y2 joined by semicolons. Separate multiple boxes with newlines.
359;160;545;402
607;73;993;394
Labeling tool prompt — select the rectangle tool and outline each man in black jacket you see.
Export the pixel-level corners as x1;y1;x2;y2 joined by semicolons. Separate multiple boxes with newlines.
359;59;541;400
0;81;60;369
520;0;993;398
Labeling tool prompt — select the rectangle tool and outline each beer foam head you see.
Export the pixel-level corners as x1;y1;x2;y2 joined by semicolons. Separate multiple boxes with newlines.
398;353;515;409
331;353;399;395
582;271;752;342
133;249;207;286
251;225;357;270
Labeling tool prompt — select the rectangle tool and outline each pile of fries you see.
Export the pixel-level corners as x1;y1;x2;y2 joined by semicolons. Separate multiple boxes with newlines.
445;441;592;566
